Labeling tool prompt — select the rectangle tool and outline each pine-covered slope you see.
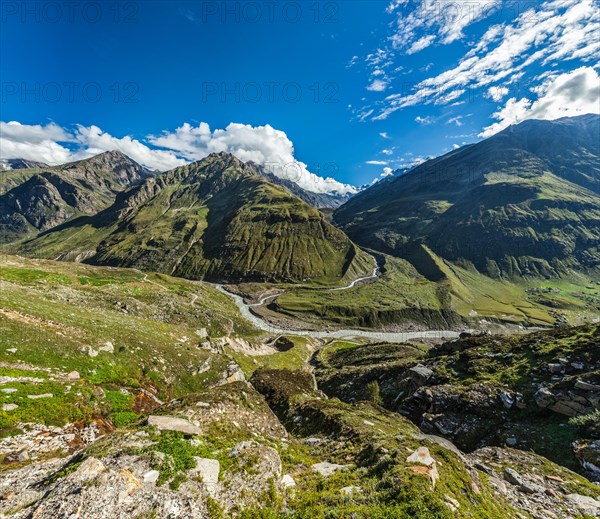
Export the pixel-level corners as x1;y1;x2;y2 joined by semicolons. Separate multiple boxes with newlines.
18;152;371;283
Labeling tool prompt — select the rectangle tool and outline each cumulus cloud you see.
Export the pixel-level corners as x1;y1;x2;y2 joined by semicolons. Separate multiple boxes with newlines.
0;121;76;165
0;121;185;171
0;121;357;195
480;66;600;137
148;122;357;195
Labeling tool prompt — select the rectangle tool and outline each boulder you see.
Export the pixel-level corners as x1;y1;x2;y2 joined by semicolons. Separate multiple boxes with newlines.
147;416;200;436
191;457;220;496
566;494;600;517
312;462;350;477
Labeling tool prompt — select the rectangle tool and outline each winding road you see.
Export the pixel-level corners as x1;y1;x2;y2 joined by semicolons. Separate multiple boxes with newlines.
212;253;460;343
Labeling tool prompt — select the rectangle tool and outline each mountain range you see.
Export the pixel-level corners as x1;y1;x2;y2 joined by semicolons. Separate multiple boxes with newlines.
0;151;154;243
335;114;600;279
3;114;599;285
16;152;372;283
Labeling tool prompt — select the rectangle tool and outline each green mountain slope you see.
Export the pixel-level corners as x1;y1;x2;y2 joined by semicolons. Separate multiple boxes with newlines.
334;115;600;278
0;151;154;243
17;152;371;283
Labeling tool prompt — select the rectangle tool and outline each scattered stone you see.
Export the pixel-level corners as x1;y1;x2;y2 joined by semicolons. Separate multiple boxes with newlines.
574;380;600;392
27;393;53;399
6;348;17;354
99;341;115;353
2;404;18;411
93;387;106;398
474;462;493;474
363;420;375;426
66;371;80;380
406;447;435;467
192;457;220;496
506;437;517;447
444;495;460;512
0;388;17;394
70;457;106;483
503;468;523;486
340;485;361;498
281;474;296;489
547;363;563;374
519;481;545;494
407;365;434;386
119;468;141;495
566;494;600;516
143;470;160;484
195;328;208;339
500;392;514;409
147;415;200;436
304;437;323;447
312;462;349;477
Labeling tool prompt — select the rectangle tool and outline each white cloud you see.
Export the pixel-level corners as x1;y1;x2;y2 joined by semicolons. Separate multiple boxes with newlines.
0;121;185;171
480;66;600;137
389;0;502;54
0;120;357;195
366;79;389;92
447;116;464;127
485;86;510;102
0;121;75;165
382;148;394;155
148;122;358;195
407;35;436;55
379;132;391;139
415;115;433;125
365;160;389;165
373;0;599;119
382;167;394;176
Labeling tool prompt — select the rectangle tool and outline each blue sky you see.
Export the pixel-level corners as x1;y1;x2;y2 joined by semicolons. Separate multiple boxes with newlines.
1;0;598;193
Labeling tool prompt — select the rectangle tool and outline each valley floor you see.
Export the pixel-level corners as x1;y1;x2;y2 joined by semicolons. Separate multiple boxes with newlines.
1;255;599;518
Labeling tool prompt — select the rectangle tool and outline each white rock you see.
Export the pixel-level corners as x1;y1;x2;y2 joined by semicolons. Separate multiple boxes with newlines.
147;415;200;436
340;485;361;497
312;462;350;477
28;393;53;399
143;470;160;484
1;388;17;393
69;457;106;483
2;403;18;411
192;457;220;496
363;420;375;426
281;474;296;488
566;494;600;516
67;371;80;380
7;348;17;353
99;341;114;353
406;447;435;467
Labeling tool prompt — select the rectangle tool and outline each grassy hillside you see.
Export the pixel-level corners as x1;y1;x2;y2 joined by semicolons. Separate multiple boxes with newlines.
16;153;372;284
0;151;154;244
0;254;261;434
272;249;600;329
334;115;600;279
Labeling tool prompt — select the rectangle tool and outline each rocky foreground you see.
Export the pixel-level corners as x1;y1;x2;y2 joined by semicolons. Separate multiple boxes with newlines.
1;365;599;518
